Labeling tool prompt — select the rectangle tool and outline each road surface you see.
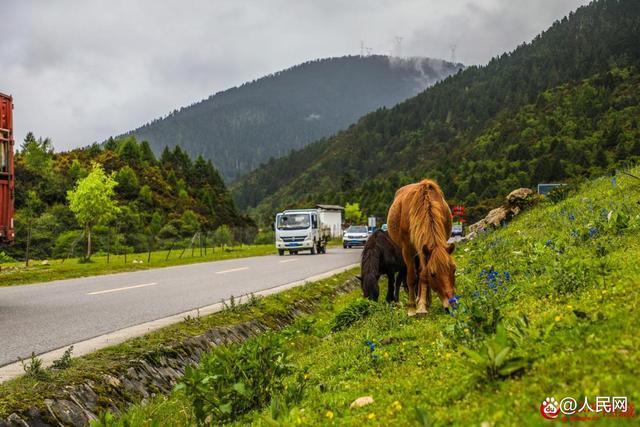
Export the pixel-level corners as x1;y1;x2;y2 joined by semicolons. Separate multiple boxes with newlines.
0;248;361;368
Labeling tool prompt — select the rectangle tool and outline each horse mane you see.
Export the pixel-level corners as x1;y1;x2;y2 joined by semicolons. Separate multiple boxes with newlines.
408;180;452;274
361;235;380;278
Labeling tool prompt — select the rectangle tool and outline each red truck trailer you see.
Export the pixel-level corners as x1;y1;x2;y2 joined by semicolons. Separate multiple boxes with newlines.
0;93;15;243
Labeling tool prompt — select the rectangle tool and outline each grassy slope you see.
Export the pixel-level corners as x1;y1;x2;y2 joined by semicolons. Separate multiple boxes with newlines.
0;270;357;418
108;166;640;426
0;245;273;287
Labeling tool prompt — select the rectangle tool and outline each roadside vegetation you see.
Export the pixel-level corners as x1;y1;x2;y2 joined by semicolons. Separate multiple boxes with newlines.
8;134;259;268
0;244;273;287
96;166;640;425
0;270;357;419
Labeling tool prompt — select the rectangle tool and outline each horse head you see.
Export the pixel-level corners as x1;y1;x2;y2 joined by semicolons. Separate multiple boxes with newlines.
421;243;456;308
356;273;380;301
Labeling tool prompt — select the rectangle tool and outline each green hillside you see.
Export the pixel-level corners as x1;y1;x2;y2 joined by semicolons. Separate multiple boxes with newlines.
99;163;640;426
233;0;640;224
124;56;461;181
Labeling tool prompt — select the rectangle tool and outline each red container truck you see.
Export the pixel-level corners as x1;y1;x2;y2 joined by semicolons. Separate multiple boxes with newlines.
0;93;15;243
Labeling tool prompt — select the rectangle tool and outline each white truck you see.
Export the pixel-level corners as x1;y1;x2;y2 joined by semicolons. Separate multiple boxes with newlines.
275;209;330;256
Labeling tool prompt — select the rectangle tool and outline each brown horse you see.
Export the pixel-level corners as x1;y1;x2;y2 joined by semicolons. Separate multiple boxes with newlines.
387;179;456;316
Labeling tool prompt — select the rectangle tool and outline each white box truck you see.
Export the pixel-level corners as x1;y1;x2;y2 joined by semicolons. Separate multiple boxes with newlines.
275;209;331;256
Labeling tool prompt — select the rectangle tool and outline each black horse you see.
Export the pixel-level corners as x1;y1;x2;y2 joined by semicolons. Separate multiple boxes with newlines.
358;230;406;302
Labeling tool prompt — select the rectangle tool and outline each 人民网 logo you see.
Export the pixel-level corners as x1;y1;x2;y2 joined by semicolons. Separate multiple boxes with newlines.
540;397;560;419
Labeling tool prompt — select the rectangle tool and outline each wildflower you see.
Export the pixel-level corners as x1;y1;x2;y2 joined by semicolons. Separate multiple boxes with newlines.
448;296;459;306
611;177;617;187
568;213;575;221
503;271;511;281
365;340;376;352
544;239;553;247
555;315;562;322
464;328;470;334
588;226;598;238
325;410;334;419
391;400;402;411
367;412;376;420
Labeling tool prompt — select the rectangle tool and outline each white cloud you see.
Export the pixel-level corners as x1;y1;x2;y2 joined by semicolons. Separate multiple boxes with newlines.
1;0;590;150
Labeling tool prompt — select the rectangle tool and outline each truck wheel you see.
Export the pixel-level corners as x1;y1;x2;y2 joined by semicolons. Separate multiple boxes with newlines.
278;249;284;256
310;245;317;255
343;243;347;249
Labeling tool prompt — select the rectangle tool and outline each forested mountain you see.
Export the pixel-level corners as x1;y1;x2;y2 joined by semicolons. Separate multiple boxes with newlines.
9;135;252;260
122;56;462;180
233;0;640;224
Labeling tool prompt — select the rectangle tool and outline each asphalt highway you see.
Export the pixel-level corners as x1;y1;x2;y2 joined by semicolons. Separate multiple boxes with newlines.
0;248;361;367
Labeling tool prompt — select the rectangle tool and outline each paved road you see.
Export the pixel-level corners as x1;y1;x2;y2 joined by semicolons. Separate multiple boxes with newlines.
0;248;361;367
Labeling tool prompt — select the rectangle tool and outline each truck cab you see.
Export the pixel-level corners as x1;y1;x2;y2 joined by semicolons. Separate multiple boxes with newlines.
275;209;328;256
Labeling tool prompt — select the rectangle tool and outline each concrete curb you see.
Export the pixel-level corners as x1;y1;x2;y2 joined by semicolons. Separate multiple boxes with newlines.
0;263;358;383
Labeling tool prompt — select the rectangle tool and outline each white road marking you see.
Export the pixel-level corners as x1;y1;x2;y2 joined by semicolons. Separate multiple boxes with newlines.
215;267;249;274
279;258;300;264
88;282;159;296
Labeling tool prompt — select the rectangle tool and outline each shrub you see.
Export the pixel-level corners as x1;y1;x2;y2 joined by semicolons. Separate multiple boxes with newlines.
463;323;528;382
253;230;275;245
331;298;376;332
176;334;293;424
0;251;16;263
51;346;74;370
20;352;49;380
550;258;592;295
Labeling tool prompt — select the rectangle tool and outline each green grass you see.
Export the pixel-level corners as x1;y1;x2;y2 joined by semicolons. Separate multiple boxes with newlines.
101;166;640;426
0;244;274;287
0;269;358;419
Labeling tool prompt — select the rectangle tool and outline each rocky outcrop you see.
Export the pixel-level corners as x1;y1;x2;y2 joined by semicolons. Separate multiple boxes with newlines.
0;278;359;427
464;188;537;240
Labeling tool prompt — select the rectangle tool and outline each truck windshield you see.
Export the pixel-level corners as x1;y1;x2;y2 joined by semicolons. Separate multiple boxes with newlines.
277;213;311;230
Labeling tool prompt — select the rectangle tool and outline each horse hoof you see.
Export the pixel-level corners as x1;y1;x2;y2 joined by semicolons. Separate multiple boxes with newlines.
416;308;428;317
407;308;417;317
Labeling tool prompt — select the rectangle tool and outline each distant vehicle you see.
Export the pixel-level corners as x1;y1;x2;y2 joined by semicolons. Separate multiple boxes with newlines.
452;222;464;237
343;225;369;248
0;93;15;243
275;209;330;256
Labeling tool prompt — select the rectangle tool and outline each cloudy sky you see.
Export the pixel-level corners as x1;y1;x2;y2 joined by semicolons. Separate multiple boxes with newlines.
2;0;590;151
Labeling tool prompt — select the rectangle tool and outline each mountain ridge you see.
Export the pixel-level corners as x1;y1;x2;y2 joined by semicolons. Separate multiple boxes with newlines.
120;55;462;180
232;0;640;224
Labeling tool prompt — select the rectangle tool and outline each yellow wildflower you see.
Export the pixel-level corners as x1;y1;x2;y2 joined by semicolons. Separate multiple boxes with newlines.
325;410;334;419
367;413;376;420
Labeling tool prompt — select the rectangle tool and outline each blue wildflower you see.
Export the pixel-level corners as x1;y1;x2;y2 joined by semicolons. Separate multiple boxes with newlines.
588;226;598;238
611;177;617;187
544;239;553;247
568;213;575;221
503;271;511;281
365;340;376;352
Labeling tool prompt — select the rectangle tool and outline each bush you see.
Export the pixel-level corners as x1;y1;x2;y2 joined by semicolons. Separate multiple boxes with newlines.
176;334;293;424
331;298;376;332
253;230;274;245
0;251;16;263
550;258;592;295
